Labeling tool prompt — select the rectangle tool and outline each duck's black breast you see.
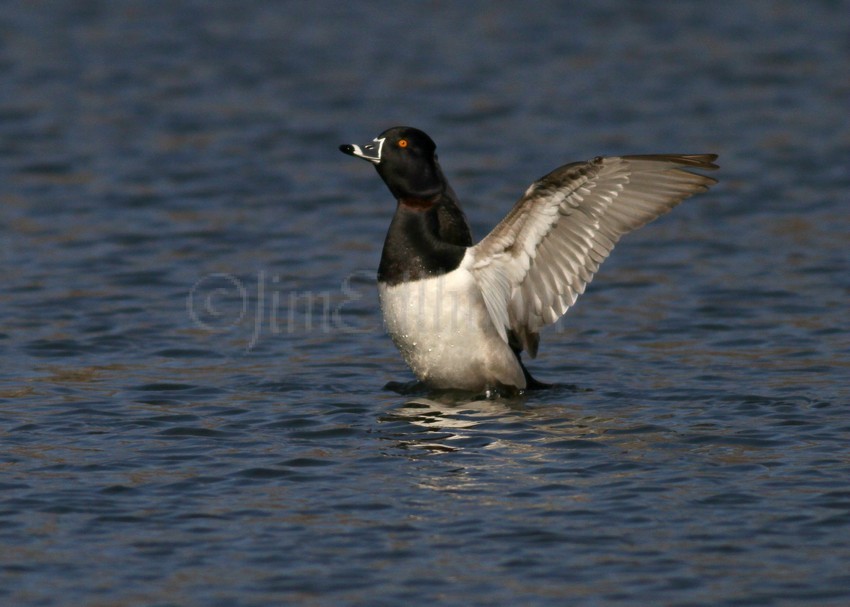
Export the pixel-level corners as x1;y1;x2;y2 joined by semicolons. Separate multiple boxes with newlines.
377;195;472;286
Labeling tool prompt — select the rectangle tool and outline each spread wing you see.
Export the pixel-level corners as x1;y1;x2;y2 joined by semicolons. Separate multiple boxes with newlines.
468;154;718;357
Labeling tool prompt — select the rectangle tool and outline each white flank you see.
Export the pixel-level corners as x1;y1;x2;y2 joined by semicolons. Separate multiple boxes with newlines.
378;252;525;391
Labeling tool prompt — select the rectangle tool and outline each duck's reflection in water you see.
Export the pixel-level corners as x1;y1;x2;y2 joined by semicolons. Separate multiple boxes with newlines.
377;388;593;456
378;397;503;453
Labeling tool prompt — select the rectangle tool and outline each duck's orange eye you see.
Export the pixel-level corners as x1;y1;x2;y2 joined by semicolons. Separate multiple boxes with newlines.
398;139;408;148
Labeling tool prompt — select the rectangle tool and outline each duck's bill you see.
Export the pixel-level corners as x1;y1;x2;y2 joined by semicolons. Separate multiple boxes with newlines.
339;137;385;164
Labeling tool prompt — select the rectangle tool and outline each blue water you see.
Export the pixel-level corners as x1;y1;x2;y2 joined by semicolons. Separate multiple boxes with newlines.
2;1;849;605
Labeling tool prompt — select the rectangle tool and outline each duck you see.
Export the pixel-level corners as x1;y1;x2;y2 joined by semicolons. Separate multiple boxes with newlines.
340;126;718;394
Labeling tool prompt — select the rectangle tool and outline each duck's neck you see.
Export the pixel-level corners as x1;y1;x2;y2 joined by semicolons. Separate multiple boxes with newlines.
377;194;471;286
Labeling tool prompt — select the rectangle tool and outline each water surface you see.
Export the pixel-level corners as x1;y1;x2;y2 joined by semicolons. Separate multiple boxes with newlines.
1;1;849;605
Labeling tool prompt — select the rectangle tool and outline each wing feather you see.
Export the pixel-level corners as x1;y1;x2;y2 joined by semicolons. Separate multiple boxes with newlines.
469;154;718;357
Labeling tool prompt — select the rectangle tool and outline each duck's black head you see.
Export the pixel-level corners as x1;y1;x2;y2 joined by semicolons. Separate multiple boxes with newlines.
340;126;444;199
